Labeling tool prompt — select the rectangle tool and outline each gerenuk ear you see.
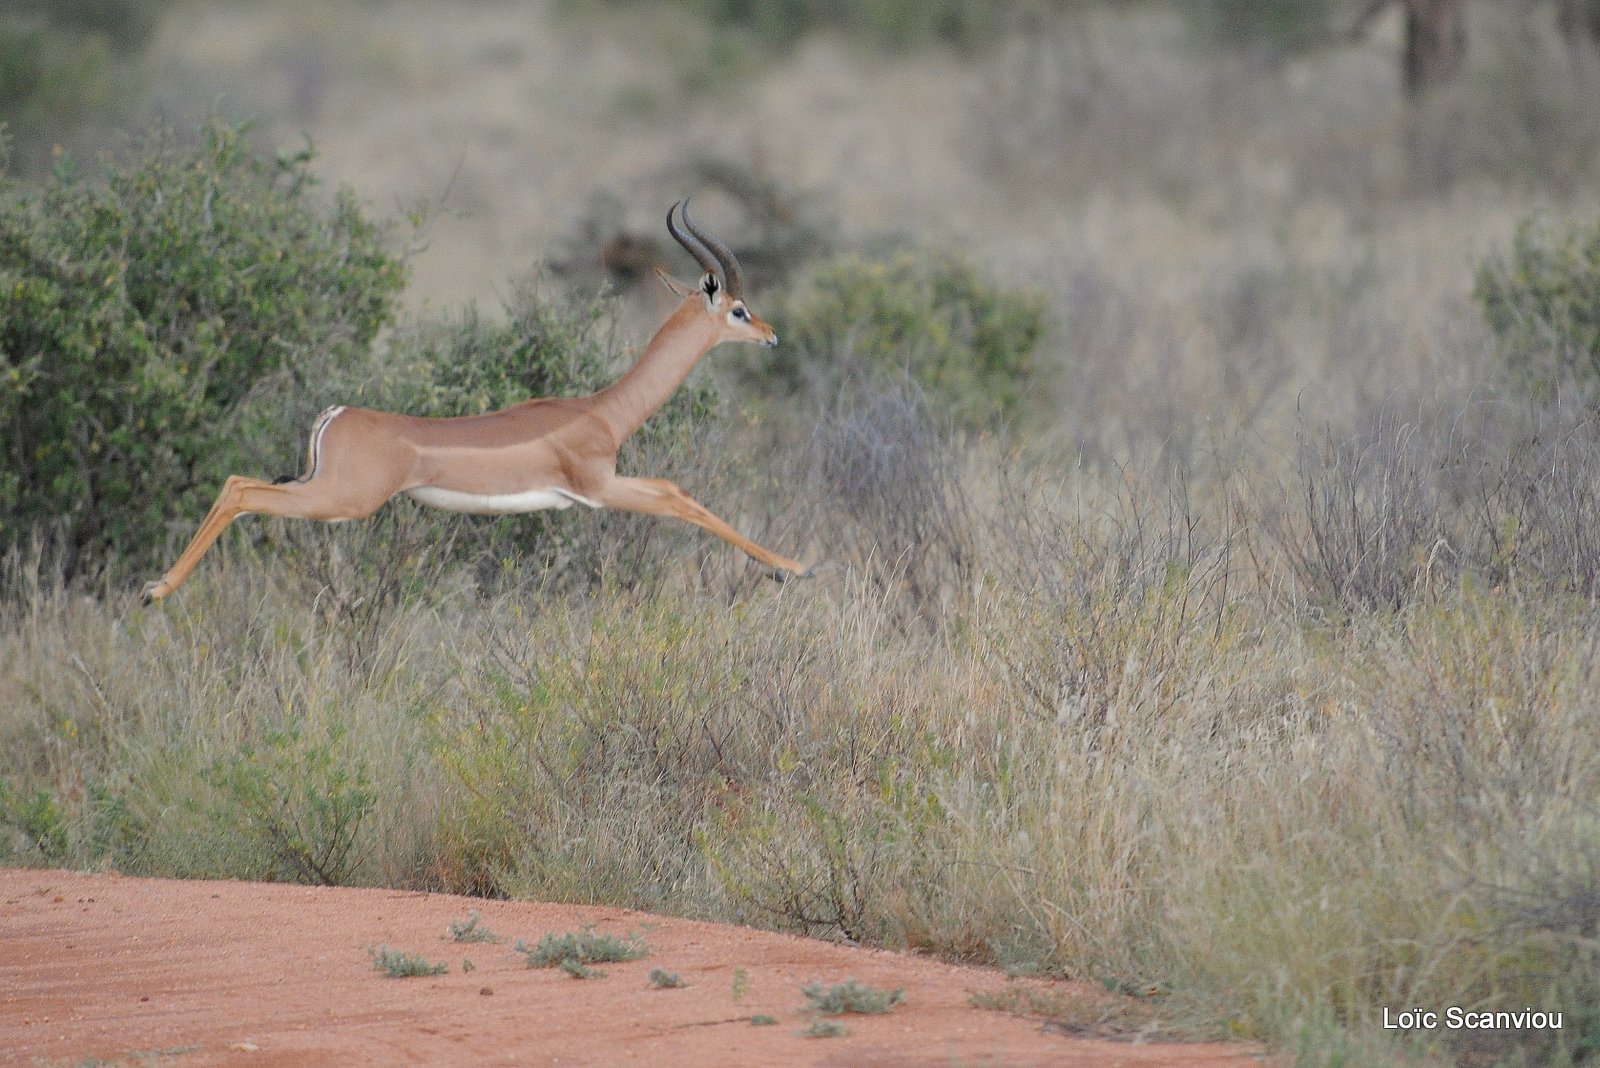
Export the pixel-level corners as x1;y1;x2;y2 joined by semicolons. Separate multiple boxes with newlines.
655;267;694;298
699;271;721;306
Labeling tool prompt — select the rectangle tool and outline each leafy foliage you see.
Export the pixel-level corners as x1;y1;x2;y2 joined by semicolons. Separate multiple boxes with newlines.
1476;216;1600;402
0;118;406;578
0;779;70;860
757;251;1045;426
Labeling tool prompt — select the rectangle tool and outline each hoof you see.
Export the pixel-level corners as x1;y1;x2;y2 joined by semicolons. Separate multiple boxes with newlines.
140;580;169;606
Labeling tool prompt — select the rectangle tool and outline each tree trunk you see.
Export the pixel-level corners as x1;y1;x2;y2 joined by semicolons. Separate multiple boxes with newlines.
1558;0;1600;86
1402;0;1467;98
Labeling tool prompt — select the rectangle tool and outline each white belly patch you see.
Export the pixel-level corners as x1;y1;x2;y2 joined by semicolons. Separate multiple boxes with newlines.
405;486;601;515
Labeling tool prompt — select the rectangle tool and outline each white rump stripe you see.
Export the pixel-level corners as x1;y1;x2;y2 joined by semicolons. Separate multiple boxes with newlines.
405;485;601;515
299;404;347;483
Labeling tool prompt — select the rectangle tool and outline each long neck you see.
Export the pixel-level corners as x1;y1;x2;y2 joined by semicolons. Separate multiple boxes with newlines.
591;299;717;442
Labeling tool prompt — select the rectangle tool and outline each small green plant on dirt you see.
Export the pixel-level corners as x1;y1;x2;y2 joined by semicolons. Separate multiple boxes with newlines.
648;968;684;988
447;910;500;943
801;1017;848;1038
750;1014;777;1026
732;967;749;1001
801;979;904;1016
560;958;606;979
370;946;448;978
513;926;649;968
705;788;928;946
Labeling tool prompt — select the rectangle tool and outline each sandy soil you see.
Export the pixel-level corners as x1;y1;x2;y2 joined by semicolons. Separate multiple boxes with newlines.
3;868;1264;1067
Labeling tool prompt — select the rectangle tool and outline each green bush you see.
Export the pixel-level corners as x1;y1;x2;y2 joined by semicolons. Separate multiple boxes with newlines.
0;779;70;860
573;0;1060;54
0;117;407;579
9;0;173;48
1;2;178;172
801;979;904;1015
0;19;118;156
756;251;1045;427
1476;216;1600;401
1186;0;1341;54
205;724;376;887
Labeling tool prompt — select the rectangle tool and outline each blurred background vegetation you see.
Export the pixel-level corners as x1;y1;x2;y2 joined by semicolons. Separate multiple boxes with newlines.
7;1;1600;1066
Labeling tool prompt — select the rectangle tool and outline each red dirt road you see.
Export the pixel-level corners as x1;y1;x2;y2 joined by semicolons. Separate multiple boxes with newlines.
3;868;1264;1067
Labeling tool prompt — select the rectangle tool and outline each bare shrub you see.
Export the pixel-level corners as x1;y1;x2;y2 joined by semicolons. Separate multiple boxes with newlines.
796;382;976;616
1482;823;1600;1063
1275;399;1600;615
1333;593;1600;1062
437;596;764;902
986;462;1239;735
1273;410;1457;616
709;793;904;944
1462;405;1600;597
204;723;376;886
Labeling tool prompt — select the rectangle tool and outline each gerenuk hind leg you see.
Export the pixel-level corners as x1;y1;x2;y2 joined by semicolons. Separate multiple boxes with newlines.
141;408;410;603
141;474;383;603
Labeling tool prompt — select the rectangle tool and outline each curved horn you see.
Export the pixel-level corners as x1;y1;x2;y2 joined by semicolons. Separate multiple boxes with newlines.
667;199;720;280
678;199;746;299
